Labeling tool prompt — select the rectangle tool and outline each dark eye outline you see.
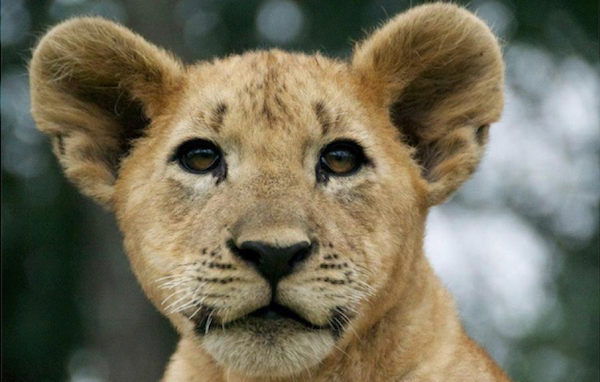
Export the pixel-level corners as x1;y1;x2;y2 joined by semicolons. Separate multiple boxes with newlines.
318;140;367;178
173;139;222;175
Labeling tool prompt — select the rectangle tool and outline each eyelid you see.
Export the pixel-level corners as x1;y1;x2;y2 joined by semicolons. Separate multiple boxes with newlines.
321;140;369;163
169;138;219;163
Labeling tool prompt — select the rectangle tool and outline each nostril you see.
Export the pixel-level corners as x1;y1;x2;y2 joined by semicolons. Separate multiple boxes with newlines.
227;240;262;266
240;247;262;265
288;242;313;267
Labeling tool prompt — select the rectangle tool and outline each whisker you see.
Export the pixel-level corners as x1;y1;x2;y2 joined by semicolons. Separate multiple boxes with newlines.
332;343;350;358
337;309;361;344
159;279;191;290
189;304;204;320
173;282;210;314
173;299;200;313
155;274;184;283
205;310;214;334
161;289;183;305
353;279;376;295
166;291;194;312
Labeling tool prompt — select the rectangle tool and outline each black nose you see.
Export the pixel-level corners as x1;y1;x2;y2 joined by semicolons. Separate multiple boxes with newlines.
230;241;313;288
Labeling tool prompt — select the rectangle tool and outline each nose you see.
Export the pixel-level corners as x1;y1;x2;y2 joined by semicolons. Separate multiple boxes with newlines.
230;240;314;289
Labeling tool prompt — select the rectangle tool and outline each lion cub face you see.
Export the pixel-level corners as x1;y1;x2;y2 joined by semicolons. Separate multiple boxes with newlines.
116;52;424;376
30;4;503;378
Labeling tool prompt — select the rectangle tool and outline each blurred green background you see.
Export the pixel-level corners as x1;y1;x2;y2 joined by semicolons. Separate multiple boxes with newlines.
1;0;598;381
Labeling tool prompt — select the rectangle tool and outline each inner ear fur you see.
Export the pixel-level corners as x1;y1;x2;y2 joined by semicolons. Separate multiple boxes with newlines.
30;17;184;208
352;3;504;206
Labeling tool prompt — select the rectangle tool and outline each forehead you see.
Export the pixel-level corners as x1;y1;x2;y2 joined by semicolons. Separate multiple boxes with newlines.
170;50;372;145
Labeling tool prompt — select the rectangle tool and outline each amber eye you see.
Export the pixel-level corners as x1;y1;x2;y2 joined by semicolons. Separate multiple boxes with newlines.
176;140;221;174
320;141;365;176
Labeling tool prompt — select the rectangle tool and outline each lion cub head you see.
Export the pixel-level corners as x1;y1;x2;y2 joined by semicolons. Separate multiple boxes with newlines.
30;3;503;378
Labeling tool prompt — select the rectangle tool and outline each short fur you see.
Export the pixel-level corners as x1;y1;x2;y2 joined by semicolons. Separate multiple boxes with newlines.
30;3;510;381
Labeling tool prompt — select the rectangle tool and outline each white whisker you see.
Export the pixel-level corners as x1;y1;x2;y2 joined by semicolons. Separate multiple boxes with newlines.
161;289;182;305
166;291;194;312
337;309;361;344
205;310;214;334
332;343;350;358
189;304;204;319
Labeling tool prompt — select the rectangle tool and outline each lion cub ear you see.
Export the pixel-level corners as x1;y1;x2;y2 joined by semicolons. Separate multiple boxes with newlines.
352;3;504;206
30;17;184;208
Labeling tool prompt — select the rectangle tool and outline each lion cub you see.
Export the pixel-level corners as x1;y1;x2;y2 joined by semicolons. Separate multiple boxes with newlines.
30;3;511;381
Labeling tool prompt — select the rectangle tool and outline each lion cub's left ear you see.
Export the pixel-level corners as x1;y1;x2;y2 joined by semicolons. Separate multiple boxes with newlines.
352;3;504;206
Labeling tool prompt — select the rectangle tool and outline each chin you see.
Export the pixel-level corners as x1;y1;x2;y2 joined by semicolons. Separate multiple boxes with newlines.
199;312;336;377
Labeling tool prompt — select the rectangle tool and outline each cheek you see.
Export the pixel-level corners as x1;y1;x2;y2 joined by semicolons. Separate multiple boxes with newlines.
328;177;420;278
329;180;388;233
125;176;248;266
116;175;201;271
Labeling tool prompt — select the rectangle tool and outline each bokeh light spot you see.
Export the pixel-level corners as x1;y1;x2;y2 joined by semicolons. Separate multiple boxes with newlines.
256;0;304;44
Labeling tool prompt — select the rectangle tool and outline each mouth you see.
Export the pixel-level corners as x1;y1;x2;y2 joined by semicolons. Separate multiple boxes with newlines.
247;303;321;329
193;303;331;334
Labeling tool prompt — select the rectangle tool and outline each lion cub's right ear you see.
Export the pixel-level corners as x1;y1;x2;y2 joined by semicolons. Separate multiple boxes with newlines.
30;18;183;208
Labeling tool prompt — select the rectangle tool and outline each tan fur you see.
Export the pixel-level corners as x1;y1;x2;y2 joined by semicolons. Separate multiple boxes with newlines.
30;3;510;381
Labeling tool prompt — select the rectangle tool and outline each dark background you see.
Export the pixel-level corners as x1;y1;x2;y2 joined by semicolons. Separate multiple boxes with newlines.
2;0;598;381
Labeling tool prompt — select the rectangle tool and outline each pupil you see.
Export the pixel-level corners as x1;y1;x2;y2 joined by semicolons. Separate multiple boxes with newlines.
327;150;356;172
187;148;216;169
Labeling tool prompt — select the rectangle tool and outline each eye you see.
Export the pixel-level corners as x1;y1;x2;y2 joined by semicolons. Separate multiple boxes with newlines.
176;140;221;174
320;141;365;176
